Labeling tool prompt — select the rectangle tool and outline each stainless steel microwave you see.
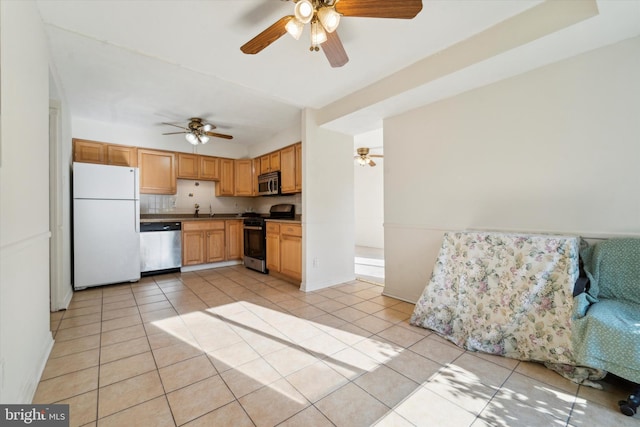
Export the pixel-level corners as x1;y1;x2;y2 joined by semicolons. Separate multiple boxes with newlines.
257;171;281;196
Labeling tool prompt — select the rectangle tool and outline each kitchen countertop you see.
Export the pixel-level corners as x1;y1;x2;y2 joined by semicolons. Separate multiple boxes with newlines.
140;213;242;223
140;214;301;223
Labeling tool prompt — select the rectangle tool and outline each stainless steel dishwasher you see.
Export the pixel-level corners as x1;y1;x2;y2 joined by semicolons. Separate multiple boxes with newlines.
140;222;182;275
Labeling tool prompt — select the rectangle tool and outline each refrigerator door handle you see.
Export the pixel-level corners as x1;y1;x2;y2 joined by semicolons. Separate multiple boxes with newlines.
135;201;140;233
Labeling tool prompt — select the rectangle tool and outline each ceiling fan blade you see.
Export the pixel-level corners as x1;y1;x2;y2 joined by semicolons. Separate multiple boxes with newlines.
335;0;422;19
204;131;234;140
321;30;349;68
368;159;377;166
370;154;384;158
162;131;187;135
162;122;189;131
241;15;293;54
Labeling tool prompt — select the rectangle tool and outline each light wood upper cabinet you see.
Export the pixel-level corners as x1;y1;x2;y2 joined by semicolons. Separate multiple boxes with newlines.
74;139;137;167
177;153;199;179
216;158;235;196
225;220;243;260
269;151;281;172
138;149;176;194
280;143;302;194
73;139;105;164
234;159;253;196
260;151;281;174
260;155;270;174
107;145;137;167
252;158;260;196
295;142;302;192
73;139;300;196
280;145;296;194
199;156;220;181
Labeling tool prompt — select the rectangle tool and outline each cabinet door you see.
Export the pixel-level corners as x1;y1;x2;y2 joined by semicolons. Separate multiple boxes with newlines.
205;229;226;263
225;220;243;260
74;139;105;164
182;230;205;266
177;153;199;179
107;145;137;167
138;149;177;194
216;158;235;196
270;151;281;172
280;224;301;280
251;158;260;196
266;231;280;272
260;155;270;174
295;143;302;192
199;156;220;180
234;159;253;196
280;145;296;194
280;234;302;281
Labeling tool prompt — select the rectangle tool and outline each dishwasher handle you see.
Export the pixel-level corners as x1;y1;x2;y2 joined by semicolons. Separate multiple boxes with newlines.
140;222;182;232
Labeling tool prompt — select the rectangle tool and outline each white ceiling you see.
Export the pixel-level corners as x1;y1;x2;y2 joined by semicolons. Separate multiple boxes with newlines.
37;0;640;147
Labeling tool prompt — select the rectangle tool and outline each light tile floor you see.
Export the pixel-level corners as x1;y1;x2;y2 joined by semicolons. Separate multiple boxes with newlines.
37;266;638;426
355;246;384;286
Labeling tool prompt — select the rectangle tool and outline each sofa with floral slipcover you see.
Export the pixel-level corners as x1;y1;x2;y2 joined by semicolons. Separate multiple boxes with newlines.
410;231;605;386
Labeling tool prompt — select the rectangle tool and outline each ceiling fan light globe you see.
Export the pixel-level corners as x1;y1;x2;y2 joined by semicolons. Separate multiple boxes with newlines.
202;124;213;132
310;20;327;47
185;133;198;145
285;18;304;40
199;135;210;144
318;7;340;33
294;0;314;24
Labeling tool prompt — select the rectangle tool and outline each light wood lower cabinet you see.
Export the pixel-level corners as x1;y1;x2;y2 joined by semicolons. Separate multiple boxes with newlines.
266;223;281;272
225;220;243;260
182;230;205;266
182;220;242;266
266;222;301;282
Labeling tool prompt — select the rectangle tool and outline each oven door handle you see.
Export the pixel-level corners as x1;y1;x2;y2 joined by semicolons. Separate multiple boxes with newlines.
244;226;263;231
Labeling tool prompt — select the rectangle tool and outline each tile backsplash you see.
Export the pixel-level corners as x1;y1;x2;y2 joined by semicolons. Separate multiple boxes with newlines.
141;179;302;216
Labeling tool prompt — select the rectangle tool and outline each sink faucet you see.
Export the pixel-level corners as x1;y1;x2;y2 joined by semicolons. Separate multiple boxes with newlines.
194;203;200;217
209;204;213;217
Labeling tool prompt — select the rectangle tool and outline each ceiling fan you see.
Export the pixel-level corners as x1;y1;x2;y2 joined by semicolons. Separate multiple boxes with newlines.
162;118;233;145
355;147;383;167
240;0;423;68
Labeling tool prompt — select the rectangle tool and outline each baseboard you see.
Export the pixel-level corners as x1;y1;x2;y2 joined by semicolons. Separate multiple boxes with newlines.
180;260;242;273
24;332;54;403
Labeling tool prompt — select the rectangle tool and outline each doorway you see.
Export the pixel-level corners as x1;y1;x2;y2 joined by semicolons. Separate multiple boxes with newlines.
353;130;384;286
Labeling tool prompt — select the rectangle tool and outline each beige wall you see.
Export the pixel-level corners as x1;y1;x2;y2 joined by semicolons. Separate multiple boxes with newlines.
383;36;640;303
302;109;356;291
0;1;54;402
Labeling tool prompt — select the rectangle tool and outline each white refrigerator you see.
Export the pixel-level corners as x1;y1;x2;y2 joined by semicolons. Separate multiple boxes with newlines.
73;162;140;290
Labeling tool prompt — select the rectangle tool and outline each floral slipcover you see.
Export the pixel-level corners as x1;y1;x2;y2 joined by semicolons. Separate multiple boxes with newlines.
410;231;605;385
